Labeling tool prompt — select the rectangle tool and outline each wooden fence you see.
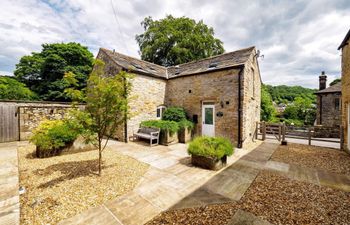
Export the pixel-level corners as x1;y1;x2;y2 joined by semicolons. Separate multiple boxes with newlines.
256;121;341;146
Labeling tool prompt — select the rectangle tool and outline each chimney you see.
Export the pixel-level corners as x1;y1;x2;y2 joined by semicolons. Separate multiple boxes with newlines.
319;71;327;90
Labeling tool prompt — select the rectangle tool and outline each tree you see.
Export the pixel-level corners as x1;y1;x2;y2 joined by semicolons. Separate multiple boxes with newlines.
0;76;37;100
136;15;224;66
261;84;276;121
64;60;133;175
330;78;341;86
14;42;94;101
284;97;316;125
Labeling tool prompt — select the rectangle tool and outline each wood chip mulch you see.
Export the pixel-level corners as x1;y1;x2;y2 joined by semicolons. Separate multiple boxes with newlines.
18;144;149;225
271;143;350;175
147;171;350;225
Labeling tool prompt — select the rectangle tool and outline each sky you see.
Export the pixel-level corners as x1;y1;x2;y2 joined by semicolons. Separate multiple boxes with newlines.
0;0;349;88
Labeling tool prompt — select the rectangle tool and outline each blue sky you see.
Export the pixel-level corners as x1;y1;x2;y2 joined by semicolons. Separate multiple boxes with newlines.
0;0;349;88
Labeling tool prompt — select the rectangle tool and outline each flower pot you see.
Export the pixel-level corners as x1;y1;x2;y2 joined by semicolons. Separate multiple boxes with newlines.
159;130;178;146
191;154;227;170
178;128;192;143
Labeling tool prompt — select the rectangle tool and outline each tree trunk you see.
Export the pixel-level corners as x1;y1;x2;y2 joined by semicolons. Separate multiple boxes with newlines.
98;138;102;176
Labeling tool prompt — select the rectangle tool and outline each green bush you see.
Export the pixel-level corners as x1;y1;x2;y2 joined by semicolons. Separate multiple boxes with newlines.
30;119;80;151
140;120;179;135
178;119;194;131
162;107;186;122
188;136;234;159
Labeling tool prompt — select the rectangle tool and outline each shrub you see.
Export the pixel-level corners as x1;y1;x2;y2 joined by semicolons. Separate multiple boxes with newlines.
178;119;194;131
188;136;234;159
30;119;80;152
162;107;186;122
140;120;179;135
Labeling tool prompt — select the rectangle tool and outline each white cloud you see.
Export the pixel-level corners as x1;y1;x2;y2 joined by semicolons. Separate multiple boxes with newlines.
0;0;349;88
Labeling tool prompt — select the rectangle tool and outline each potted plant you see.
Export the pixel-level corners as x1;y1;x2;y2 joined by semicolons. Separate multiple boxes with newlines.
188;136;234;170
140;120;179;145
178;119;194;143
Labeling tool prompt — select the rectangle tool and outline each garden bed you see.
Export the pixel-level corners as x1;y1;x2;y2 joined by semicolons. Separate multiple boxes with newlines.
271;143;350;175
18;143;149;225
147;171;350;225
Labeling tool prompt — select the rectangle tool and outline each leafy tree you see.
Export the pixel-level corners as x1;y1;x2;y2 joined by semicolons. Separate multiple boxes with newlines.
136;15;224;66
64;60;133;175
330;78;341;86
264;84;316;104
283;97;316;125
14;42;94;101
261;85;276;121
0;76;37;100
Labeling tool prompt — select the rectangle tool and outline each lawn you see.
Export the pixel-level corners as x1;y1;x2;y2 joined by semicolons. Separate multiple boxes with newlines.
147;144;350;225
18;144;149;225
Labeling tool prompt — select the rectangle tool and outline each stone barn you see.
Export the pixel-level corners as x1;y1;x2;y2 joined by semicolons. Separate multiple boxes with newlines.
96;46;261;148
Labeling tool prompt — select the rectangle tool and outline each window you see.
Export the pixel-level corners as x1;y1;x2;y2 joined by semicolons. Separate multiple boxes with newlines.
251;67;255;97
335;98;340;110
156;106;166;119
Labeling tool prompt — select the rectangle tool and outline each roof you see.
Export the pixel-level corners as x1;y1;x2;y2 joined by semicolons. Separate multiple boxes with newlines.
99;46;255;79
338;29;350;50
315;82;342;94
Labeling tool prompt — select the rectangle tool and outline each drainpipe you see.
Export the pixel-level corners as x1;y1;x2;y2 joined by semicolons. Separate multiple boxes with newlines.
237;66;244;148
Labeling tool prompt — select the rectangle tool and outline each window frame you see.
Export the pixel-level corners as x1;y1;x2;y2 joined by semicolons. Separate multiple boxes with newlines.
156;105;167;119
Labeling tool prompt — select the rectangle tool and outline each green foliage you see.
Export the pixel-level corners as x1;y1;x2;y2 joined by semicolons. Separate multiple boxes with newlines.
14;42;94;101
330;78;341;86
283;97;316;125
136;15;224;66
261;84;276;121
162;107;187;122
0;76;37;100
265;84;316;104
30;119;80;151
178;119;194;131
188;136;234;159
140;120;179;135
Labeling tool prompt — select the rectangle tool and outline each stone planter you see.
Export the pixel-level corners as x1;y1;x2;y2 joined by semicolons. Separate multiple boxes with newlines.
191;154;227;170
159;130;178;146
36;142;73;158
178;128;192;143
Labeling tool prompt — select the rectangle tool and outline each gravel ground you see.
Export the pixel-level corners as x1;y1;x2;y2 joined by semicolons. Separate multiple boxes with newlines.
18;144;149;225
147;171;350;225
271;143;350;175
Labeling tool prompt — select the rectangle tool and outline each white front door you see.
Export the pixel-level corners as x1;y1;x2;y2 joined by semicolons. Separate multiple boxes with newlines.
202;103;215;137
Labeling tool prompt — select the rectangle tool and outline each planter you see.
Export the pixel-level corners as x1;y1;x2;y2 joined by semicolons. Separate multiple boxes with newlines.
159;131;178;146
178;128;192;143
191;154;227;171
36;142;73;158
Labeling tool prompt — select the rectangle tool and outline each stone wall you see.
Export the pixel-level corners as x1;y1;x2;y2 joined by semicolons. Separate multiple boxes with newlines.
316;93;342;127
341;41;350;151
127;74;167;139
166;69;240;145
314;126;340;138
241;51;261;146
0;101;80;141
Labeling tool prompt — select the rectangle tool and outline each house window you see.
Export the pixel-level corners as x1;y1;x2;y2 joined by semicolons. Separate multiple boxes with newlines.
335;98;340;110
156;106;166;119
251;67;255;97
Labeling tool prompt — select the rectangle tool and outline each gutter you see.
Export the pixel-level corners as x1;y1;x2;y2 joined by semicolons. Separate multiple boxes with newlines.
237;65;244;148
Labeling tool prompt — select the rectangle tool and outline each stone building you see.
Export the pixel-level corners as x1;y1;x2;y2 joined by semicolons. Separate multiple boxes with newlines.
339;29;350;151
96;46;261;148
315;71;342;127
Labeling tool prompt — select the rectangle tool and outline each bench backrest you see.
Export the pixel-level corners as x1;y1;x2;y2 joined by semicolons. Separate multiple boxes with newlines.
138;127;160;135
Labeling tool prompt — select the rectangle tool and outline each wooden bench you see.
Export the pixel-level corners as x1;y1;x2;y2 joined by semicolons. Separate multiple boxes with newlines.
133;127;160;147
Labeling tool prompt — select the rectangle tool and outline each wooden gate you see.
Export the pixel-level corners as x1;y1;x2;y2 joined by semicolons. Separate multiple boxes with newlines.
0;105;19;142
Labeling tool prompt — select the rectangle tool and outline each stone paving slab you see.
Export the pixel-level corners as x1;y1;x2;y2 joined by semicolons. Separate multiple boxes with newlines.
0;142;20;225
227;209;273;225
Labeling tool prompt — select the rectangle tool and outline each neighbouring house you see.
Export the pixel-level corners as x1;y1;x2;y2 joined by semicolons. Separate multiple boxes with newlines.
315;71;342;127
339;29;350;151
96;46;261;148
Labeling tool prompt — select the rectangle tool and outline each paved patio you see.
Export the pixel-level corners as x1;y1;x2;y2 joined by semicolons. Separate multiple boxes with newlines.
0;142;20;225
59;140;260;225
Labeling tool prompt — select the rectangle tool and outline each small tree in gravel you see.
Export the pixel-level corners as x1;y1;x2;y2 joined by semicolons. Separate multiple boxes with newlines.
64;59;133;175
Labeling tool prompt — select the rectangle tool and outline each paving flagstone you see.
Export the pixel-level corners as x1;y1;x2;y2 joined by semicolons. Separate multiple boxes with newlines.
227;209;273;225
0;142;20;225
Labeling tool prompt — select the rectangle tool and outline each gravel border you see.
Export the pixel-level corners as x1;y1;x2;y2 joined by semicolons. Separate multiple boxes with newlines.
271;143;350;175
148;171;350;225
18;144;149;225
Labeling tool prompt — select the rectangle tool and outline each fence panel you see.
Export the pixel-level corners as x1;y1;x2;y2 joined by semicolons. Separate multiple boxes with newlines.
0;105;19;142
